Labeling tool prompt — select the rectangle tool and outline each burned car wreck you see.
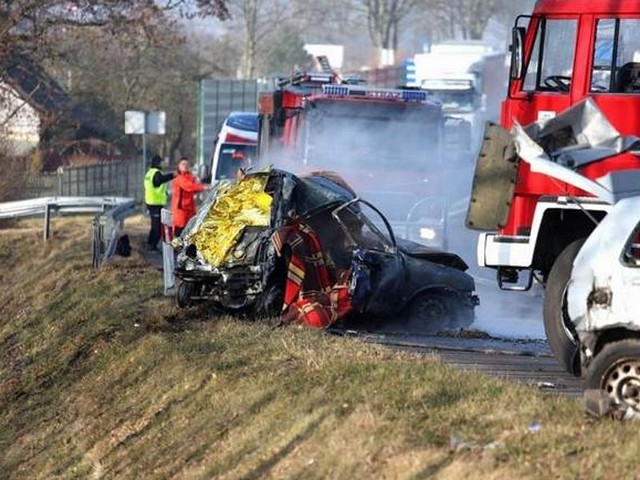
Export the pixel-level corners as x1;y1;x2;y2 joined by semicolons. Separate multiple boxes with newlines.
173;168;478;329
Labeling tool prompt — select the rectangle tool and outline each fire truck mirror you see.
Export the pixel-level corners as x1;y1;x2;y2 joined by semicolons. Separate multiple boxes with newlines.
511;27;526;80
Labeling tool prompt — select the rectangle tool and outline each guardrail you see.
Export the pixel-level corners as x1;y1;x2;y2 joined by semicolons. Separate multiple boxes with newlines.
92;200;138;268
0;196;137;267
0;196;134;235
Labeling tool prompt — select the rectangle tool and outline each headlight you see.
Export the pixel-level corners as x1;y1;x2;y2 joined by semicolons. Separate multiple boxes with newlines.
419;227;437;240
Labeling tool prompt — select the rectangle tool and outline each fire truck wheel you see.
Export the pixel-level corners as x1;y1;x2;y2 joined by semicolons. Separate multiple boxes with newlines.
543;239;585;376
585;339;640;419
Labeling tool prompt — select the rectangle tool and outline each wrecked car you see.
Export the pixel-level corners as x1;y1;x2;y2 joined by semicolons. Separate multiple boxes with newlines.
568;196;640;419
173;168;478;329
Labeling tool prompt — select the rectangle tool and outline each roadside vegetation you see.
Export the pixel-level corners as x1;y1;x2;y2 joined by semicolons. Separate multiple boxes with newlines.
1;216;639;479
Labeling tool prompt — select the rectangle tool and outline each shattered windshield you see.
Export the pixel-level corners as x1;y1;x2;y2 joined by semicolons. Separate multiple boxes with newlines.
303;100;442;172
333;200;395;253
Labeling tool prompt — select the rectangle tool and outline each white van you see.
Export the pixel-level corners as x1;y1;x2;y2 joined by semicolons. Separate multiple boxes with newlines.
208;112;258;183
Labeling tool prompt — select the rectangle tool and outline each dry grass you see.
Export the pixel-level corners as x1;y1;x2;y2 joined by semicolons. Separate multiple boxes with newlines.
1;216;639;479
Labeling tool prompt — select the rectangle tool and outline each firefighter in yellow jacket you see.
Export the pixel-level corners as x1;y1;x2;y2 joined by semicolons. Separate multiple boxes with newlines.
144;155;175;251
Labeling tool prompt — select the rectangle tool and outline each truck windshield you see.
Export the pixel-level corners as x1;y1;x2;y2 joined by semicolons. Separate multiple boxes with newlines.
214;144;258;180
423;89;475;113
523;18;578;93
303;100;442;172
590;18;640;93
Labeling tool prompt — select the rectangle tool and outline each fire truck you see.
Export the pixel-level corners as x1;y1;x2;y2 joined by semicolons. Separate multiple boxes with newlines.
257;69;463;249
466;0;640;374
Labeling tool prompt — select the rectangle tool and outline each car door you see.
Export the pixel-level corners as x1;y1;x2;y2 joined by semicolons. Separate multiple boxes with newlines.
332;199;405;316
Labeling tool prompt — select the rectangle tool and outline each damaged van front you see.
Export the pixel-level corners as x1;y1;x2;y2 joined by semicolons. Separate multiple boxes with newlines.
173;168;478;330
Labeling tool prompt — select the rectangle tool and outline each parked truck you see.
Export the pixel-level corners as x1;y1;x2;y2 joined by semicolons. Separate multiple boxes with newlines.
411;42;506;152
466;0;640;380
257;69;457;249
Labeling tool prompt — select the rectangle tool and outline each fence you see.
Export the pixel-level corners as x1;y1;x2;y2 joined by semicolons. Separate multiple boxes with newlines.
25;160;145;202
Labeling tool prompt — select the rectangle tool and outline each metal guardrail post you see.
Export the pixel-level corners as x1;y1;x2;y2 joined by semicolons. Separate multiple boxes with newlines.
92;215;103;269
43;203;51;240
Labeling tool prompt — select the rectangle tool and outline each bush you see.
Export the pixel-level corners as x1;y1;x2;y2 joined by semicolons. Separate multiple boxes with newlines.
0;142;30;203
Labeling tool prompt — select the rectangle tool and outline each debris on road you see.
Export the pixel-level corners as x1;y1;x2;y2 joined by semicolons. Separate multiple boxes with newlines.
527;422;542;433
172;168;478;329
536;381;556;390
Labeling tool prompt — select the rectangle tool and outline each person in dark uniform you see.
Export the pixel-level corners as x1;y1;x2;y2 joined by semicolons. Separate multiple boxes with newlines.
144;155;174;251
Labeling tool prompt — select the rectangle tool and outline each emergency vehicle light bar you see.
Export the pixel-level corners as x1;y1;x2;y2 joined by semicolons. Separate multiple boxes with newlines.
322;84;428;102
278;71;334;87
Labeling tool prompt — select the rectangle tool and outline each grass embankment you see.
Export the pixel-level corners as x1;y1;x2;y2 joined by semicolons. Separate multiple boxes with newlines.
0;216;638;479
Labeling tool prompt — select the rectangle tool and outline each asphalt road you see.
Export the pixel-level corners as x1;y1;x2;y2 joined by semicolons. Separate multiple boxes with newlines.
353;199;585;398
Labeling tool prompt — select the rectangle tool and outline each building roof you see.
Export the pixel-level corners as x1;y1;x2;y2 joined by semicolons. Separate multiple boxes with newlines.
0;48;70;116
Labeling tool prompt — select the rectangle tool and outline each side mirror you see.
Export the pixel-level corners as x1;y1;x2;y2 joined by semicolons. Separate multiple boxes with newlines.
510;26;526;80
198;164;211;184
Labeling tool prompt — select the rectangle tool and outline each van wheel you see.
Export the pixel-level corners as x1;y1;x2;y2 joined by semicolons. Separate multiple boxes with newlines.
543;239;585;375
586;339;640;418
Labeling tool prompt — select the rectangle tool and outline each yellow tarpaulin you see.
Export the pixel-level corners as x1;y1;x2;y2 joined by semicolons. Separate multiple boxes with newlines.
190;176;272;267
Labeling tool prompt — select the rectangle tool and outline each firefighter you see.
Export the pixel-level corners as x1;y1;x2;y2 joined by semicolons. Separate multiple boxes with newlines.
144;155;174;252
171;157;209;237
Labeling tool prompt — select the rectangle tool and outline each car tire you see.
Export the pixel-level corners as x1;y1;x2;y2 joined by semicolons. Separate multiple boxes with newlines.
176;279;195;309
257;280;285;318
406;291;454;333
256;254;288;318
543;238;585;376
585;339;640;417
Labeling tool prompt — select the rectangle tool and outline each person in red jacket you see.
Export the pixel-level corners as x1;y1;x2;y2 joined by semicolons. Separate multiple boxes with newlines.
171;157;209;237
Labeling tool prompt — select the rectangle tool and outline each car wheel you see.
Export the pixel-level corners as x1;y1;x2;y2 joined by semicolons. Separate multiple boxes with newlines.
256;254;288;318
543;239;584;376
176;280;195;309
406;291;454;332
257;280;285;318
585;339;640;419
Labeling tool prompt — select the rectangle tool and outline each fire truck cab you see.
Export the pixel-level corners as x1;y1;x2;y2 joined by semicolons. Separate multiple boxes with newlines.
467;0;640;373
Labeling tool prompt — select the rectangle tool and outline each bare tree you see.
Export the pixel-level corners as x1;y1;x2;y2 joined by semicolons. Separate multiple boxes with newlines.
423;0;506;40
359;0;420;64
227;0;294;78
0;0;230;59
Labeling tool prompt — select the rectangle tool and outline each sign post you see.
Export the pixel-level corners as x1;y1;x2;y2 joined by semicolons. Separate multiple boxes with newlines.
124;110;166;171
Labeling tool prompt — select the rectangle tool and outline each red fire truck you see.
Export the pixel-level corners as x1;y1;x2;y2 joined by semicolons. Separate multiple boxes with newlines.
467;0;640;373
257;70;467;249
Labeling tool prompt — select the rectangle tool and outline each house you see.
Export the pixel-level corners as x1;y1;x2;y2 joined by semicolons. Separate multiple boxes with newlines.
0;49;73;155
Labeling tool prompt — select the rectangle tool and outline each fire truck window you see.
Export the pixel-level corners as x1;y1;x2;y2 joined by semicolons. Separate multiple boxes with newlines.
523;19;577;93
592;19;640;93
591;19;615;92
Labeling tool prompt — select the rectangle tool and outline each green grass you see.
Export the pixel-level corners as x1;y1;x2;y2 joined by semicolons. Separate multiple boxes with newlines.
1;216;639;479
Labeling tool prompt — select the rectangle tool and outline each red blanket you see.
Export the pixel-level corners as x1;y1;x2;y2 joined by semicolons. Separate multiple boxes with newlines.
271;222;352;328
